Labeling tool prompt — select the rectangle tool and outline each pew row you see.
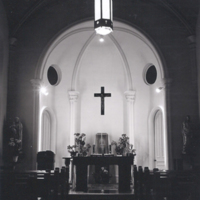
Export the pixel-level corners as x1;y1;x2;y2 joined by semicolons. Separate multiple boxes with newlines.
0;166;69;200
133;165;200;200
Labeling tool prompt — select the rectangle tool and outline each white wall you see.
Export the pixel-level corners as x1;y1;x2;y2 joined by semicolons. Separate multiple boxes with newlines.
38;21;167;169
77;35;125;147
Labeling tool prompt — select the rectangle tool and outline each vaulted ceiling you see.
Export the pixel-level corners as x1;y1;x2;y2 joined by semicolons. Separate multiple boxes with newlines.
2;0;200;37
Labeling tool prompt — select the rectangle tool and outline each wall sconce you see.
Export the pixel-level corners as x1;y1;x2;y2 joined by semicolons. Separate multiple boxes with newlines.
94;0;113;35
156;87;164;93
40;86;48;96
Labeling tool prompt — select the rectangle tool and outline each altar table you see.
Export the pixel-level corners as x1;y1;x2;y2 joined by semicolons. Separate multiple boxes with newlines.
63;156;134;193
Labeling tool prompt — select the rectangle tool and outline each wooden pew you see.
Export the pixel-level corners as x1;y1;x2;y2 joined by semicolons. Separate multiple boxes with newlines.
152;170;172;200
169;170;196;200
28;167;69;200
0;166;69;200
134;166;200;200
134;166;171;200
134;166;152;199
143;167;152;198
0;170;16;200
133;165;138;197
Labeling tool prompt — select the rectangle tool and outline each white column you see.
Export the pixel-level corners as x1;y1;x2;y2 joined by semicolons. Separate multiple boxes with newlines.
30;78;42;169
162;78;172;170
124;90;136;146
68;91;79;145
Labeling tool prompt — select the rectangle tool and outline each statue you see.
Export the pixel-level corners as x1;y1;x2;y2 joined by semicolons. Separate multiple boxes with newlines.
182;115;192;154
9;117;23;153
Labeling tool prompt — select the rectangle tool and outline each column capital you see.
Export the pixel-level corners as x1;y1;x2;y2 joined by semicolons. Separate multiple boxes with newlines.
30;79;43;89
162;78;172;89
124;90;136;103
68;91;79;102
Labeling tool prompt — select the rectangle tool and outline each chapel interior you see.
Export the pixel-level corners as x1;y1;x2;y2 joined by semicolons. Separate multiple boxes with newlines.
1;0;200;199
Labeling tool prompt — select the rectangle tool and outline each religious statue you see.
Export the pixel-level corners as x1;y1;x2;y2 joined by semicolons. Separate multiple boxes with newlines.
8;117;23;158
182;115;192;154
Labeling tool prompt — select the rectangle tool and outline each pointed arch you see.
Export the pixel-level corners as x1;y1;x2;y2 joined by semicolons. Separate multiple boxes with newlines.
148;107;168;170
41;110;51;150
40;108;56;153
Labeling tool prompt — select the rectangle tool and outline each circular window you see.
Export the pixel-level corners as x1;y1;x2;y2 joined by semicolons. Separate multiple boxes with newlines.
145;65;157;84
47;66;61;86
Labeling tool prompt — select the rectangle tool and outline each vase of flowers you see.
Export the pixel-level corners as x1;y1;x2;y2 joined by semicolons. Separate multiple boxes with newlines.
111;134;135;156
74;133;85;153
126;144;136;157
74;133;91;156
80;144;91;157
67;145;77;157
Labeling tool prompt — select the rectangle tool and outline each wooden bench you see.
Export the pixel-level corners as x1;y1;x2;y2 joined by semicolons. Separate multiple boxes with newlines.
0;166;69;200
134;165;200;200
133;166;174;199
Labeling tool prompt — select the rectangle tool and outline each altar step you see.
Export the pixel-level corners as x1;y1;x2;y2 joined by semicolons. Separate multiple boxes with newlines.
68;184;135;200
67;193;135;200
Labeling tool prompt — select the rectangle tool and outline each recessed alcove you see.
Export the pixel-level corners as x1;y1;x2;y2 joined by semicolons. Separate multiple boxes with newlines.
38;20;167;170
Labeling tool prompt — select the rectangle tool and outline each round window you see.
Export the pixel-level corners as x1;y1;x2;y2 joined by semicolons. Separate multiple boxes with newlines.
145;65;157;84
47;66;59;85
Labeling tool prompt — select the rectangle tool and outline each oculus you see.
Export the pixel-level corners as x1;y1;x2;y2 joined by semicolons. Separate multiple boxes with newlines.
47;66;61;86
144;65;157;85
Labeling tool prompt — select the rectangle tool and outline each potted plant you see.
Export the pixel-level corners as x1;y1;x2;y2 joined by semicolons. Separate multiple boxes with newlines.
111;134;135;156
74;133;85;151
80;144;91;157
74;133;91;156
67;145;77;157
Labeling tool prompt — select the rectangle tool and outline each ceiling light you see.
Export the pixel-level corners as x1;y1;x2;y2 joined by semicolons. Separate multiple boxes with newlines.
94;0;113;35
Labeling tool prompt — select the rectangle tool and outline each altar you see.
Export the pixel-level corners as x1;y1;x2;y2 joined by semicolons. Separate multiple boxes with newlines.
63;156;134;193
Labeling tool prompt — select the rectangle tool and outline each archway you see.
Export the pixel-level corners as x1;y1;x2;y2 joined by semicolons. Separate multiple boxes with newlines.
34;20;168;169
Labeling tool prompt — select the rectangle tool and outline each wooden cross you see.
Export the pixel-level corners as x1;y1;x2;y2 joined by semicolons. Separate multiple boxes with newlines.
94;87;111;115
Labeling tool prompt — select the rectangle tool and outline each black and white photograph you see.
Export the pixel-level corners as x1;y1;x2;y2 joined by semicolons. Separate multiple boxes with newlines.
0;0;200;199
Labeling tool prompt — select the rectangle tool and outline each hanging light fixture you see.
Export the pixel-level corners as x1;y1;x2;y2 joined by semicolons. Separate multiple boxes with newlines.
94;0;113;35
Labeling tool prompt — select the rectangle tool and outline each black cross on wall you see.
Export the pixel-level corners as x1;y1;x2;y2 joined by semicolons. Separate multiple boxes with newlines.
94;87;111;115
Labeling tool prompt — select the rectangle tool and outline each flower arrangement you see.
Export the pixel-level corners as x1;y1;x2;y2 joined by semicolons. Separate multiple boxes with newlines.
80;144;91;157
74;133;91;156
111;134;136;156
74;133;86;146
67;145;77;153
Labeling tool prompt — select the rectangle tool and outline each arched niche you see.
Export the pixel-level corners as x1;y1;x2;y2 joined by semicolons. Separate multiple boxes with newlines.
148;107;168;170
40;108;56;154
33;20;167;169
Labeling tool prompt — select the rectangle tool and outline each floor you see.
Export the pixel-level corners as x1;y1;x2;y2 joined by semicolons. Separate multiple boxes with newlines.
68;184;135;200
69;183;134;194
